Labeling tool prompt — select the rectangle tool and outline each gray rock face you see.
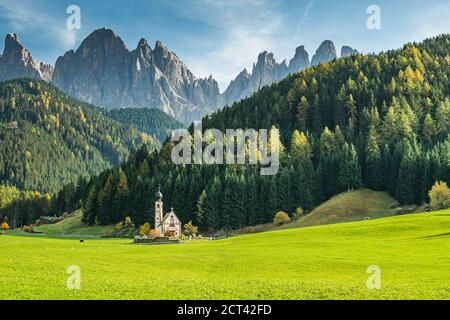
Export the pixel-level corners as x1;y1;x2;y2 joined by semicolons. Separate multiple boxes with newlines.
223;46;310;105
0;33;51;82
311;40;337;66
53;28;222;123
288;45;310;74
0;29;356;123
341;46;359;58
39;63;54;82
223;69;251;104
223;51;288;105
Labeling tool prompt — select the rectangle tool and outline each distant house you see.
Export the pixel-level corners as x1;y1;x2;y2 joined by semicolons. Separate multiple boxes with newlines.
154;190;182;239
7;121;18;129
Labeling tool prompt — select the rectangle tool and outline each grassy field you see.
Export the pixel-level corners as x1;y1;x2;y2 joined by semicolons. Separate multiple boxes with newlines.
1;210;449;300
33;211;114;238
6;211;114;239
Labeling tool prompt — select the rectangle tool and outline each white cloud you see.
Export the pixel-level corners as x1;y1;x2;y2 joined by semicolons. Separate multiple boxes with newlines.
0;0;78;50
168;0;286;91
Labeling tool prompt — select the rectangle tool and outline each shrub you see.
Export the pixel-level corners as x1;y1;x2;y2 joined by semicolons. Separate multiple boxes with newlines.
294;208;305;220
149;228;160;238
429;181;450;210
23;225;34;233
123;217;134;229
164;230;175;237
138;223;151;236
115;221;124;231
273;211;291;225
0;222;9;230
183;221;198;236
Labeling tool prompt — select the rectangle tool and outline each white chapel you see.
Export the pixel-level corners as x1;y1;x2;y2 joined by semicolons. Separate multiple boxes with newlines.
154;189;182;239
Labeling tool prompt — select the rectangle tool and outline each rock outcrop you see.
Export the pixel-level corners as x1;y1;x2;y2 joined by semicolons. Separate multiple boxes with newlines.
288;45;310;74
0;33;52;82
341;46;359;58
223;45;311;105
311;40;337;66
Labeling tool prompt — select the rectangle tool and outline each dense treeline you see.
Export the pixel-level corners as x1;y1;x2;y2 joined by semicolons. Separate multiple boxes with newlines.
0;79;159;193
108;108;183;142
0;184;52;228
15;35;450;232
74;133;325;231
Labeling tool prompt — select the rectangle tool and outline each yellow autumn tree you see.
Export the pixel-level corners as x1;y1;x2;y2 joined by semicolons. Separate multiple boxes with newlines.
138;223;151;236
273;211;291;225
429;181;450;210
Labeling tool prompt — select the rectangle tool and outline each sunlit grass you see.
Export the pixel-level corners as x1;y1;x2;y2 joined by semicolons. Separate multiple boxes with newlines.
0;211;449;299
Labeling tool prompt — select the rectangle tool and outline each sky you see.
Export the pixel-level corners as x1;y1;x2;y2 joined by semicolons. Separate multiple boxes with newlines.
0;0;449;91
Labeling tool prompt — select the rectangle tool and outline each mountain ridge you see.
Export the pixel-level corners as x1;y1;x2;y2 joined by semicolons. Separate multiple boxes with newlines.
0;29;358;123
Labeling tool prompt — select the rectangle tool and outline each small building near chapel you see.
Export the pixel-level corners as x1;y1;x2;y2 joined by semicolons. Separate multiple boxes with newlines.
154;190;182;239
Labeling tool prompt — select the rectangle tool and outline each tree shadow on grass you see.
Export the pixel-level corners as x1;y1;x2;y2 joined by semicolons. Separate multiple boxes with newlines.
419;232;450;239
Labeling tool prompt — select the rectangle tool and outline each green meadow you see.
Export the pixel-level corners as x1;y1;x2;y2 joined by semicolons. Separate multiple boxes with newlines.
1;211;449;300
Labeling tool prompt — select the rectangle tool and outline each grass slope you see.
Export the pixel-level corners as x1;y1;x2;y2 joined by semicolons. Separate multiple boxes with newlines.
1;211;449;299
282;189;398;229
32;211;113;238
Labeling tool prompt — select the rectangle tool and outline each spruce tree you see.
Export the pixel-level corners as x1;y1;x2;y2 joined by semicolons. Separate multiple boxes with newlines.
339;143;362;191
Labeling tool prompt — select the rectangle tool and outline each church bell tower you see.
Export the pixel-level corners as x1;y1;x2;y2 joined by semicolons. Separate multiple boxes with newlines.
155;188;164;236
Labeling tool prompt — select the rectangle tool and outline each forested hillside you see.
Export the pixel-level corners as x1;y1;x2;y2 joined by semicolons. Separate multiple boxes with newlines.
108;108;183;142
25;35;450;232
0;79;159;193
202;34;450;204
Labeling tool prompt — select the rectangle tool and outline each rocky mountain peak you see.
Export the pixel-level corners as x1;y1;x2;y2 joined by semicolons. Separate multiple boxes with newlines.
341;46;359;58
52;30;222;123
137;38;149;48
4;33;21;53
240;68;250;77
311;40;337;66
154;40;170;56
77;28;129;59
256;51;276;68
152;40;179;69
135;38;152;59
3;33;31;62
0;33;52;82
289;45;310;73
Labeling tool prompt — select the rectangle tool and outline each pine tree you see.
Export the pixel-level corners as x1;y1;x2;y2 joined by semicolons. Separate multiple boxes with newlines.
84;184;98;225
202;177;222;232
339;143;362;191
296;96;309;131
346;94;358;135
97;173;116;225
365;126;384;190
395;142;416;204
422;113;436;143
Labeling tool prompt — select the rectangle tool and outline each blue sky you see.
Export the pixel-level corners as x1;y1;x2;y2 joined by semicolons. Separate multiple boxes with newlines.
0;0;449;91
